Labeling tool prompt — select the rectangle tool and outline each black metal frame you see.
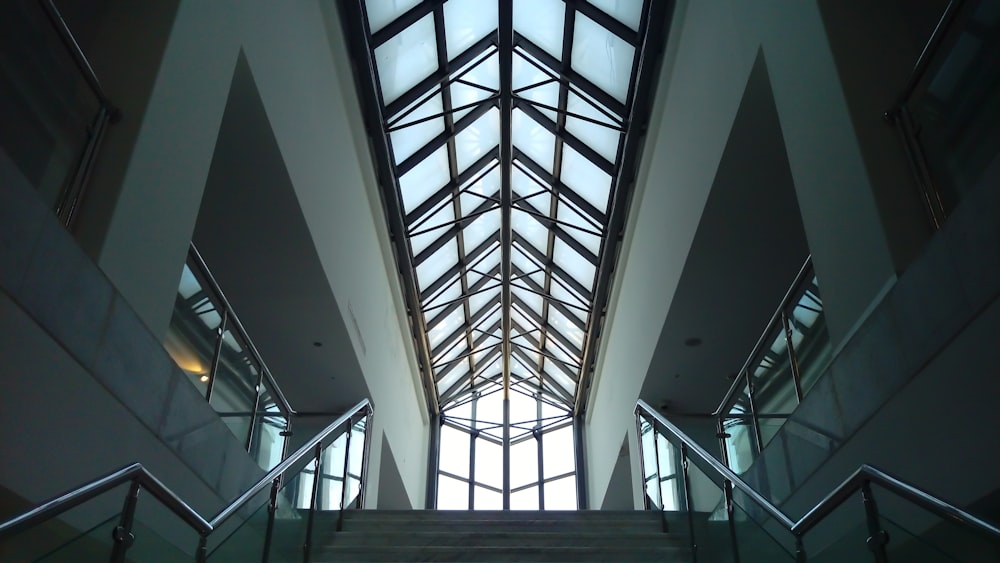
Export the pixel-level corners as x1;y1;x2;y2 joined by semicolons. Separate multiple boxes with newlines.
339;0;672;510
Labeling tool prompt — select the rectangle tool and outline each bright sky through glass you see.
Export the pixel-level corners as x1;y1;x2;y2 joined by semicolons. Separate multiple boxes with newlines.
358;0;654;509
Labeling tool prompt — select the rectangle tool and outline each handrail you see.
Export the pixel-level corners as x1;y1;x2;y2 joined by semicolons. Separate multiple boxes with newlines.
886;0;964;118
38;0;117;113
0;398;370;543
712;255;814;417
636;399;1000;542
208;398;369;528
188;244;295;415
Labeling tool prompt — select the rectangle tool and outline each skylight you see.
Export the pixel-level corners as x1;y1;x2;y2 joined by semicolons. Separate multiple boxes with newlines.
344;0;667;508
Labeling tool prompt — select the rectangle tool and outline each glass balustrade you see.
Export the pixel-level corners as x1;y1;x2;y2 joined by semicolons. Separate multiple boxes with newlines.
166;246;291;470
718;261;832;476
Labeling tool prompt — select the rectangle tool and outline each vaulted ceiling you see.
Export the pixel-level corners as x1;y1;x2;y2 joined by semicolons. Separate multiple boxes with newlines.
342;0;670;415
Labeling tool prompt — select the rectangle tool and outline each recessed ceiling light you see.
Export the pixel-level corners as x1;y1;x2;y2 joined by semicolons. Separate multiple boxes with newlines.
313;341;323;348
199;375;209;383
684;337;702;347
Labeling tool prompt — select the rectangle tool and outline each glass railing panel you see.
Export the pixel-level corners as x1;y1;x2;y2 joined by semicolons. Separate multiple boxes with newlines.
344;416;368;506
905;0;1000;213
318;432;347;511
639;416;661;506
751;326;797;447
729;494;795;562
23;512;119;562
787;276;831;396
128;519;192;563
681;451;736;563
206;494;271;562
875;488;1000;562
268;470;312;563
721;415;756;474
0;0;102;212
656;432;682;511
165;263;223;393
210;328;260;445
801;492;873;563
251;381;288;471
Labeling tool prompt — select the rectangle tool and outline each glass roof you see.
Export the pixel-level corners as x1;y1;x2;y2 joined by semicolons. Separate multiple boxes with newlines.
355;0;657;413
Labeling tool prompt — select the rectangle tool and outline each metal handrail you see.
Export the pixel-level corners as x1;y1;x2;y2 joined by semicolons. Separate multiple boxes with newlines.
636;399;1000;542
187;244;295;415
0;398;371;543
712;255;814;417
885;0;965;119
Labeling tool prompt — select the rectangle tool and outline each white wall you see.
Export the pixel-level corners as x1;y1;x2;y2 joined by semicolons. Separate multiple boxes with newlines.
96;0;427;509
587;0;898;509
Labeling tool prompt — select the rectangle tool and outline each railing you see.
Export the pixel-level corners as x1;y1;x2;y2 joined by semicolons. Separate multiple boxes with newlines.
0;399;372;563
885;0;1000;228
0;0;119;226
712;256;832;474
165;243;296;471
637;399;1000;562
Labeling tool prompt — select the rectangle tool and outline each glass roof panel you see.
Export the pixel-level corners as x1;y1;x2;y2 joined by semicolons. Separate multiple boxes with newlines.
566;92;622;164
444;0;498;61
374;13;438;105
416;239;459;290
548;307;585;350
460;164;501;215
390;93;445;164
560;145;612;213
463;208;501;252
587;0;644;31
512;109;556;173
511;208;549;254
399;146;450;212
364;0;422;33
552;238;596;289
409;198;456;256
355;0;662;419
571;12;636;103
455;107;502;173
513;0;566;59
427;306;465;349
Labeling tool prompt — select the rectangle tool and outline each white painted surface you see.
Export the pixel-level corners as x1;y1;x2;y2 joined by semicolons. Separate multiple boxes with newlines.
96;0;427;509
587;0;897;508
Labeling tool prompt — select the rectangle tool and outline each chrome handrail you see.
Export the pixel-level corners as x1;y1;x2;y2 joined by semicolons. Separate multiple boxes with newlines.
636;399;1000;542
712;255;814;417
0;399;371;545
187;244;295;415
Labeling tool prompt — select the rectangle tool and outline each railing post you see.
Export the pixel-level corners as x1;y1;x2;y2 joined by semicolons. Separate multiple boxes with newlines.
861;482;890;562
260;477;281;563
795;536;808;563
680;444;698;563
108;480;140;563
357;408;374;509
196;535;208;563
781;310;804;402
338;420;354;519
302;442;323;563
724;480;741;563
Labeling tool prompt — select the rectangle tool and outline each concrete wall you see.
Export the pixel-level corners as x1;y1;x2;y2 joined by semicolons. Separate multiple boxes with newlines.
587;0;903;509
92;0;427;509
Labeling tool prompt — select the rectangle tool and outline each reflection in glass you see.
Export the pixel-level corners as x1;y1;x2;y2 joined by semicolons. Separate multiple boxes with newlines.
210;328;260;445
166;264;222;392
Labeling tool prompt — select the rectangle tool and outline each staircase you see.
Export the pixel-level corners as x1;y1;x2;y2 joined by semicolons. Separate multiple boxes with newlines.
307;510;691;562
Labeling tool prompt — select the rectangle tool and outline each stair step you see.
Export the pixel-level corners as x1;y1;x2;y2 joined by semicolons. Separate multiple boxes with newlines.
336;518;664;534
341;509;660;522
325;530;684;549
312;545;688;562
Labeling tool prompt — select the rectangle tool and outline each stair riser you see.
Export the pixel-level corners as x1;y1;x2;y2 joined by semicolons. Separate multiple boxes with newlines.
312;546;690;562
326;531;684;549
337;521;665;534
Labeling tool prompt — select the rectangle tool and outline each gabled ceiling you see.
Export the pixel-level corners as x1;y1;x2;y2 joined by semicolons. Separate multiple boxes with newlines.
342;0;670;415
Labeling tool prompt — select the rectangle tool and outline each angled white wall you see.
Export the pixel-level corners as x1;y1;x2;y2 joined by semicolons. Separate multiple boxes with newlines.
96;0;427;509
587;0;898;508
